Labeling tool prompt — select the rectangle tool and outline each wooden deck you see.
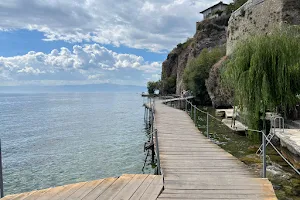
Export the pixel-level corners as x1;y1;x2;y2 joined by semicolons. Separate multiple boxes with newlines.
1;174;163;200
155;101;277;200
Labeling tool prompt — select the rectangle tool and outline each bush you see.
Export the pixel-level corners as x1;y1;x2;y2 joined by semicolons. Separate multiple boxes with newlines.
183;47;225;104
161;75;176;95
147;81;160;94
223;27;300;129
226;0;248;14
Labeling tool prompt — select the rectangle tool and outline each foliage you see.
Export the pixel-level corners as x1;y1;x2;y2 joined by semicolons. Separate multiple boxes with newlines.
147;81;160;94
161;75;176;94
183;47;226;104
223;27;300;129
177;38;194;50
226;0;248;14
213;9;224;16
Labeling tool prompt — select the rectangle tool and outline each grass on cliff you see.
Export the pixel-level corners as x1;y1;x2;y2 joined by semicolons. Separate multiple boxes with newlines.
223;27;300;129
183;47;225;104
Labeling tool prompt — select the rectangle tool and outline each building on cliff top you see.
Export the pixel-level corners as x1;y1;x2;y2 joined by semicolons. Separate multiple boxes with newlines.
200;1;228;20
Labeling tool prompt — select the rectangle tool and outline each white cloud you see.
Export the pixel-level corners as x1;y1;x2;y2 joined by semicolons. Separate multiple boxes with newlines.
17;66;45;75
0;44;161;86
0;0;232;52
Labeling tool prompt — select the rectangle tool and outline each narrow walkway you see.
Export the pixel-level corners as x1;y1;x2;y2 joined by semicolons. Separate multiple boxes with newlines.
1;174;163;200
155;101;277;200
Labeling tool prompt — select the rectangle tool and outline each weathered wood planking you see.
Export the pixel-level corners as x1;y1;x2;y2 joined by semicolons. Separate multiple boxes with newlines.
1;174;163;200
155;101;277;200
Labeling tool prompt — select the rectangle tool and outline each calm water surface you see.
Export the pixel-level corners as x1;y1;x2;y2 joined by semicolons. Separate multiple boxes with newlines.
0;93;150;195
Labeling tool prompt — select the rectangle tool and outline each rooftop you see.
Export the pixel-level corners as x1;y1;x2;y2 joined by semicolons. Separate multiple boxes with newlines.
200;1;228;14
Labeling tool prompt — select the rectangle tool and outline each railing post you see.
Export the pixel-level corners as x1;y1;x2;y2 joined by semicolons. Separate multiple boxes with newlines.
0;139;4;198
154;129;161;175
262;131;267;178
185;100;187;112
151;111;154;133
194;106;196;125
207;112;209;138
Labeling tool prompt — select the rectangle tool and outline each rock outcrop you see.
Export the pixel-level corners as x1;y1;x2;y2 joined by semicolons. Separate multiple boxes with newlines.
161;15;230;96
205;56;234;108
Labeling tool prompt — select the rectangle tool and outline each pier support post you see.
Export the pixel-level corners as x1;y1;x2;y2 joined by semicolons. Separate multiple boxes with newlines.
207;112;209;138
154;129;161;175
262;131;267;178
0;140;4;198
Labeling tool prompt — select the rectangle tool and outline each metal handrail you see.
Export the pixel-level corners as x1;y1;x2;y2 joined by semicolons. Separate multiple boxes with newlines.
164;98;300;177
150;98;161;175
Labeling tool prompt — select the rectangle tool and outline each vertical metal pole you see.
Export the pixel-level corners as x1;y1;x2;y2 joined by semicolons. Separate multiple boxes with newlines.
194;106;196;125
151;111;154;133
154;129;161;175
185;100;187;112
0;139;4;198
262;131;267;178
207;112;209;138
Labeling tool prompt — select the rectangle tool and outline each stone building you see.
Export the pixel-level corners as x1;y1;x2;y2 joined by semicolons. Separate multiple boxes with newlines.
200;1;228;20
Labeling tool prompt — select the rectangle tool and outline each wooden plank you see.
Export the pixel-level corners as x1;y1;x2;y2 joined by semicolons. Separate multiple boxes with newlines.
96;174;135;200
51;182;86;200
9;191;37;200
37;185;69;200
19;189;50;200
113;174;148;200
130;175;156;200
65;179;104;199
154;100;277;200
139;175;163;200
81;177;117;200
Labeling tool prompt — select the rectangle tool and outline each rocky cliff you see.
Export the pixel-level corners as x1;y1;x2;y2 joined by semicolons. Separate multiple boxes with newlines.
227;0;300;55
161;15;230;95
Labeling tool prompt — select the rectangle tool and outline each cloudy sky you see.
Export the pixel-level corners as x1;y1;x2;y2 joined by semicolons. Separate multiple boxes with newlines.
0;0;231;86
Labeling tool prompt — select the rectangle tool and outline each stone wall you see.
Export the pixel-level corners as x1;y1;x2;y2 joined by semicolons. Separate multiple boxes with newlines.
227;0;300;55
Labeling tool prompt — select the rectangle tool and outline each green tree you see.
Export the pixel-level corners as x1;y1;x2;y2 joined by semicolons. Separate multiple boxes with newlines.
147;81;160;94
224;27;300;129
183;47;225;104
161;75;176;94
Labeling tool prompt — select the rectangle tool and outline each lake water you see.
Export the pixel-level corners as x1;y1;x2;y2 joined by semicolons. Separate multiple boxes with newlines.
0;93;151;195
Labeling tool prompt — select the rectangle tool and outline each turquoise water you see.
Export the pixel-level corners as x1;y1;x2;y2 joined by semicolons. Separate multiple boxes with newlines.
0;93;151;195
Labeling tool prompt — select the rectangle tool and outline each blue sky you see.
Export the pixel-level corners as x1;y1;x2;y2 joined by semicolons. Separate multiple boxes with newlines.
0;0;231;86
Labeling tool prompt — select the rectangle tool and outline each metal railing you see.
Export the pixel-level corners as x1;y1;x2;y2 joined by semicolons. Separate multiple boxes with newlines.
144;98;161;175
163;98;300;178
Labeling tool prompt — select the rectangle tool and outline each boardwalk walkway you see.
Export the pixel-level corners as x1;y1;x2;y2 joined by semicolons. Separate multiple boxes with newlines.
1;174;163;200
155;101;277;200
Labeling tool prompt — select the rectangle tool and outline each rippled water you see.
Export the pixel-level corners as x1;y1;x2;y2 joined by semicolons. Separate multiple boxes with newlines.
0;93;150;195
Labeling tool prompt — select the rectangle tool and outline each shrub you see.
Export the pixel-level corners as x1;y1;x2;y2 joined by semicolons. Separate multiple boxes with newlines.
147;81;160;94
223;27;300;129
183;47;226;104
161;75;176;94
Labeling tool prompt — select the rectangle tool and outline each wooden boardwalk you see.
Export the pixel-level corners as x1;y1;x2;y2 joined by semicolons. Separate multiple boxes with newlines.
1;174;163;200
155;101;277;200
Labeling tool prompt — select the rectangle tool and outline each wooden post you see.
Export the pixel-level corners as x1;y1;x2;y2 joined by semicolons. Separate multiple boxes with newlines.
0;140;4;198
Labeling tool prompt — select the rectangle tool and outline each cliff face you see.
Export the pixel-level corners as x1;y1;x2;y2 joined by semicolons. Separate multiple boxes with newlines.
227;0;300;55
161;15;230;95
